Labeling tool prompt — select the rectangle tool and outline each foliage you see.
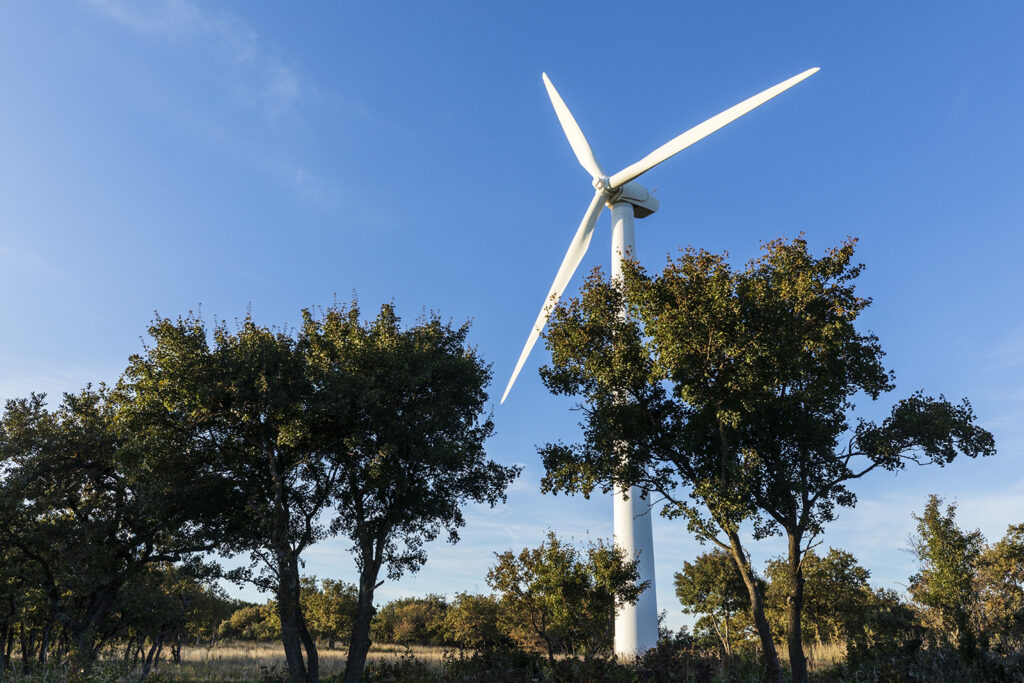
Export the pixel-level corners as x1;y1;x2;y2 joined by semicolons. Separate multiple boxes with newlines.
486;531;644;663
123;312;331;682
441;592;505;649
371;595;449;647
219;603;282;641
302;578;358;649
908;496;1024;659
674;549;754;655
299;301;519;683
976;524;1024;652
908;495;986;658
537;236;995;682
764;548;873;645
0;387;228;668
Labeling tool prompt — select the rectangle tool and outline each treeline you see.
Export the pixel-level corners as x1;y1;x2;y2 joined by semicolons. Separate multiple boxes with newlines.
217;530;643;663
0;561;238;677
0;301;518;683
677;498;1024;664
215;498;1024;681
0;237;1017;683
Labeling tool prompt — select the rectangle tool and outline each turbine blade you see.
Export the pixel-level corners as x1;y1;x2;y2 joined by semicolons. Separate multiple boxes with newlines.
608;67;819;189
542;73;606;181
501;189;606;404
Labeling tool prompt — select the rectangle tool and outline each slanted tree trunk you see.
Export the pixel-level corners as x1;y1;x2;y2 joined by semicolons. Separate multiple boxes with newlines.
726;530;780;683
138;634;164;681
786;532;808;683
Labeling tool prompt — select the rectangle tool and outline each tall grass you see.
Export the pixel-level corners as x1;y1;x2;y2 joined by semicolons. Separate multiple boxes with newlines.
152;641;449;681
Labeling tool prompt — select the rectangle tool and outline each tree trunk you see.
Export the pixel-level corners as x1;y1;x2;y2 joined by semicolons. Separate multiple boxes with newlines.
0;623;8;674
19;624;36;673
138;635;163;681
38;623;50;667
3;627;14;669
786;532;808;683
344;567;381;683
277;554;319;683
45;581;117;670
726;530;780;683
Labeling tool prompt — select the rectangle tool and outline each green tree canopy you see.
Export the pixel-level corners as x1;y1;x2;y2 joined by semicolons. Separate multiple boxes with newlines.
122;300;518;683
0;388;228;669
371;595;449;647
674;549;752;655
442;593;504;649
538;237;995;682
122;313;332;682
909;495;986;658
302;577;358;649
487;531;644;664
300;302;519;683
977;524;1024;652
764;548;872;645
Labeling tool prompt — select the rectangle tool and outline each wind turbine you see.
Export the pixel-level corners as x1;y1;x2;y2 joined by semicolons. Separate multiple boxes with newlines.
501;67;819;656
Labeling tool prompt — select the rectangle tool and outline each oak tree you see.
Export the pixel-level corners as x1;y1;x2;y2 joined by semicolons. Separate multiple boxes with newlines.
674;549;752;655
0;388;228;670
539;237;995;682
487;531;644;664
300;302;519;683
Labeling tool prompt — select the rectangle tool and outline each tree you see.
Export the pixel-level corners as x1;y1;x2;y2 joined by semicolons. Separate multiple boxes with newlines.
302;578;358;649
486;531;645;664
538;237;995;682
122;314;333;683
673;550;752;655
442;593;504;649
123;301;516;683
218;603;280;641
0;388;228;670
300;302;519;683
764;548;872;645
847;588;920;659
371;595;448;646
976;524;1024;652
908;495;986;658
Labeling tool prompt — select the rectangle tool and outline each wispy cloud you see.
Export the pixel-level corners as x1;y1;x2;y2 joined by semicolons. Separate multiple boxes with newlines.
85;0;302;120
80;0;366;206
85;0;254;50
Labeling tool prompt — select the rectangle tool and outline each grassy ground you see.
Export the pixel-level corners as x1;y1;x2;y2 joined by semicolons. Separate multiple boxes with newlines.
153;641;450;681
6;640;1022;681
150;640;848;681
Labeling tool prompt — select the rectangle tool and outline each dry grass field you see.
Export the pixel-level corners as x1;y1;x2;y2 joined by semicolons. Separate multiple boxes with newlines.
148;640;847;680
154;641;450;681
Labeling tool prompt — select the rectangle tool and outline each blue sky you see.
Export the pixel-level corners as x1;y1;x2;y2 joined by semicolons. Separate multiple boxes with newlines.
2;1;1022;631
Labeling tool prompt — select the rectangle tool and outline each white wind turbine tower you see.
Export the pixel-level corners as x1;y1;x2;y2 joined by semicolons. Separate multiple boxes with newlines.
501;67;819;656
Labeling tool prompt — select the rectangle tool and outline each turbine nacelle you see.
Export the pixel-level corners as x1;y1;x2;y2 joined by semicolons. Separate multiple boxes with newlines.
605;180;659;218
